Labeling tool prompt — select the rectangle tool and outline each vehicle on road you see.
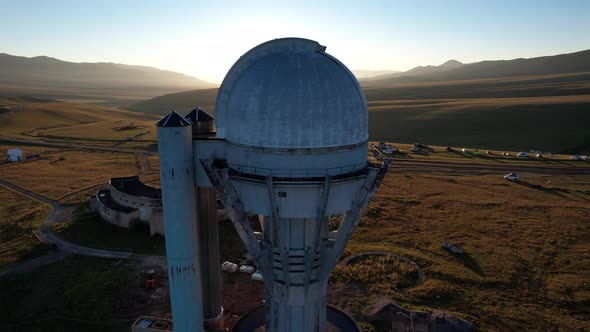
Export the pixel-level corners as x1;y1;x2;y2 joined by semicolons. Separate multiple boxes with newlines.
504;173;520;181
517;152;528;157
383;147;397;154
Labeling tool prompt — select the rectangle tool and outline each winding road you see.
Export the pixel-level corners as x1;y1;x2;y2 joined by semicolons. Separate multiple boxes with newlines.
0;179;135;277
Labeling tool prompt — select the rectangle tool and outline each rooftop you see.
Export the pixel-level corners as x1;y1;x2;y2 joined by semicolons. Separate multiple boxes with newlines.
110;176;161;199
97;189;137;213
215;37;368;149
155;111;192;127
185;106;214;122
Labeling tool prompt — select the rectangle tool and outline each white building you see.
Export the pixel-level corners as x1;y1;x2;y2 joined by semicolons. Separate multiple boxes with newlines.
6;148;22;162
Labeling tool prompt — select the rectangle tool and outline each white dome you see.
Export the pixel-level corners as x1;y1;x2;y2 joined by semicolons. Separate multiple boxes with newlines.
215;38;368;149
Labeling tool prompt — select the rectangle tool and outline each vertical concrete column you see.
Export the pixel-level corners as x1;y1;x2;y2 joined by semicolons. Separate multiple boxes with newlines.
156;111;204;332
196;186;222;322
187;107;223;324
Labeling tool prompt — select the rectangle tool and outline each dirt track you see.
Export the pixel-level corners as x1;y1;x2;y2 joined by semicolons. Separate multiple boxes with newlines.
0;136;154;154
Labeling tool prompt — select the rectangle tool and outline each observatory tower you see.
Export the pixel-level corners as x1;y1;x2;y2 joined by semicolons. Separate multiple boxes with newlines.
156;37;388;331
197;38;390;331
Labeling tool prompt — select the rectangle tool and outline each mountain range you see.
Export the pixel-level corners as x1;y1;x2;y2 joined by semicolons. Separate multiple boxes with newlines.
0;53;216;106
352;69;400;78
361;49;590;85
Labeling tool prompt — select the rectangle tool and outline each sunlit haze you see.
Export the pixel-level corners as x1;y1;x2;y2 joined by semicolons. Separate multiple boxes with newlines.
1;0;589;84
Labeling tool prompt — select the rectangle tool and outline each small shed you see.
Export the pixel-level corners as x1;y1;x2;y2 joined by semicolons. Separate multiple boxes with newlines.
7;148;22;162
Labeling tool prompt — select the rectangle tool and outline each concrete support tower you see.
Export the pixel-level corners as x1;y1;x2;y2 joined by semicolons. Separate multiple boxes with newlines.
185;107;223;326
198;38;390;331
156;111;204;332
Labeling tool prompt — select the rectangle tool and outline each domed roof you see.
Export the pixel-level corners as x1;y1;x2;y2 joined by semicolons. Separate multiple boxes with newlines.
215;38;368;149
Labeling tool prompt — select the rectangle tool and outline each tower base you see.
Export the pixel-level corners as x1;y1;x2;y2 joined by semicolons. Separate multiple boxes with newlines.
231;305;360;332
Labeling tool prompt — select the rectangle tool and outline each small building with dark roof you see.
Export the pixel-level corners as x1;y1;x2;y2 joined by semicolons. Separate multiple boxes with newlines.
89;175;227;236
89;176;164;235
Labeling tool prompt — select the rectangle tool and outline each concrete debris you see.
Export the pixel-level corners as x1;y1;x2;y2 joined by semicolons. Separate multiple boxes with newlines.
221;261;238;273
239;265;255;274
251;270;263;281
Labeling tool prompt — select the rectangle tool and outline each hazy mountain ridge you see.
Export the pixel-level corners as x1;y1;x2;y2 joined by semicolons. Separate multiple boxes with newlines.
361;59;464;81
352;69;400;78
362;49;590;85
0;53;216;97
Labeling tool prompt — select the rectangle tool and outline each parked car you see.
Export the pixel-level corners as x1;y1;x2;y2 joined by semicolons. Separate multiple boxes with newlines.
504;173;519;181
570;155;582;161
410;147;420;153
414;143;426;148
383;147;397;154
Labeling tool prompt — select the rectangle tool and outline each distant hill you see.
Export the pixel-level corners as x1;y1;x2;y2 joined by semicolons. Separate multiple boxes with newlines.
352;69;399;79
361;60;464;82
0;53;216;106
124;88;218;116
362;49;590;85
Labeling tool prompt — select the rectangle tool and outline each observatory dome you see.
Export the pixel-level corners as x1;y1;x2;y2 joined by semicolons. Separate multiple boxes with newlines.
215;38;368;149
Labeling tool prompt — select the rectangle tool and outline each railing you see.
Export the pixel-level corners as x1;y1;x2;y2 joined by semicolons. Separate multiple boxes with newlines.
227;162;369;178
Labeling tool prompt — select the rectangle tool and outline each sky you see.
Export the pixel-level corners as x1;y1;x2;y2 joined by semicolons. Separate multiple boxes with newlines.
1;0;589;84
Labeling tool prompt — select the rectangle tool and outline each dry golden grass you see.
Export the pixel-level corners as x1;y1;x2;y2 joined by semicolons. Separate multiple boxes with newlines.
335;255;420;292
343;169;590;331
0;97;158;147
367;95;590;113
0;187;50;265
0;150;140;200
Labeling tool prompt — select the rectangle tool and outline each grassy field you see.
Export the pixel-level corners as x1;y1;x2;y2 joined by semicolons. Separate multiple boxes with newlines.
0;150;141;200
333;168;590;331
0;255;159;332
0;187;50;265
52;205;166;255
0;97;159;147
1;88;589;331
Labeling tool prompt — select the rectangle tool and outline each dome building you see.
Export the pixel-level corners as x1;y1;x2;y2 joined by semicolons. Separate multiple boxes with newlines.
215;38;369;178
156;38;390;332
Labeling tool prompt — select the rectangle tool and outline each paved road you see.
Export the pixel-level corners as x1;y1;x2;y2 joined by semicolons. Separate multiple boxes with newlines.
0;179;57;206
0;179;134;277
391;159;590;175
0;136;155;155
